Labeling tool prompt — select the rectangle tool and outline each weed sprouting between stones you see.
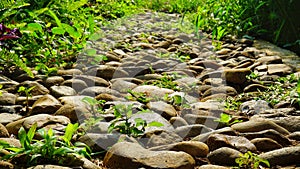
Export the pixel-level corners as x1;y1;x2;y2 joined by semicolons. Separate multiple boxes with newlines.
0;123;91;167
108;104;164;138
234;151;270;169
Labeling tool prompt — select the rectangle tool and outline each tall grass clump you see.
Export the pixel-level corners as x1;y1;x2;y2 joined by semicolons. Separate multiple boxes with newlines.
193;0;300;54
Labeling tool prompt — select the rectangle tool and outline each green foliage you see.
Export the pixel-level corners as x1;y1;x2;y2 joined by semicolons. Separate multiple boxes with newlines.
297;79;300;107
144;73;182;91
0;48;34;78
82;97;106;114
144;0;200;13
35;63;58;77
18;85;35;113
82;97;106;131
108;104;164;137
226;74;299;111
83;48;108;65
235;151;270;169
164;93;190;109
0;123;91;166
125;89;152;104
246;71;259;81
0;84;2;96
255;74;299;107
0;0;144;77
194;0;265;41
215;113;242;126
224;96;243;111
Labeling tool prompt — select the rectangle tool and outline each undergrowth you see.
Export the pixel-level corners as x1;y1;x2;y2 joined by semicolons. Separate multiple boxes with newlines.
1;0;298;77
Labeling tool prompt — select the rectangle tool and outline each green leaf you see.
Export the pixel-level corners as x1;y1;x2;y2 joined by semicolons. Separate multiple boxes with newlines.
27;23;43;33
130;128;144;137
27;86;36;93
113;105;123;118
85;49;97;56
67;0;88;11
297;79;300;94
27;123;37;143
82;97;97;105
0;2;30;21
48;128;54;137
220;113;231;122
47;9;62;27
63;123;79;144
173;95;182;105
108;123;115;133
89;32;103;41
53;147;73;155
6;147;23;153
134;118;146;127
0;140;10;148
30;154;42;162
18;127;27;148
88;15;95;35
147;121;164;127
18;86;26;93
94;55;107;62
126;105;133;118
260;159;270;167
62;23;81;39
52;27;65;35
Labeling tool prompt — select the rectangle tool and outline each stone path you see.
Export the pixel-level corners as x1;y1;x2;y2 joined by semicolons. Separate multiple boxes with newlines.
0;11;299;169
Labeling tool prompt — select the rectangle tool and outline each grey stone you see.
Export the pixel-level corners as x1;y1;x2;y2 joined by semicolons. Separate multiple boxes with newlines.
149;141;209;157
0;113;22;125
146;101;177;120
132;85;174;98
175;124;213;139
183;114;221;129
207;134;256;153
0;92;16;105
50;85;77;98
74;75;109;87
231;118;290;135
57;69;83;76
62;78;88;92
201;86;237;98
6;114;70;135
43;76;64;88
267;64;293;75
111;79;137;93
222;68;251;84
30;94;62;115
80;86;121;97
197;164;230;169
251;138;282;152
239;100;271;116
103;142;195;169
143;130;182;148
170;116;189;128
208;147;241;166
240;129;292;147
192;127;237;142
259;146;300;167
17;81;49;96
0;123;9;137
